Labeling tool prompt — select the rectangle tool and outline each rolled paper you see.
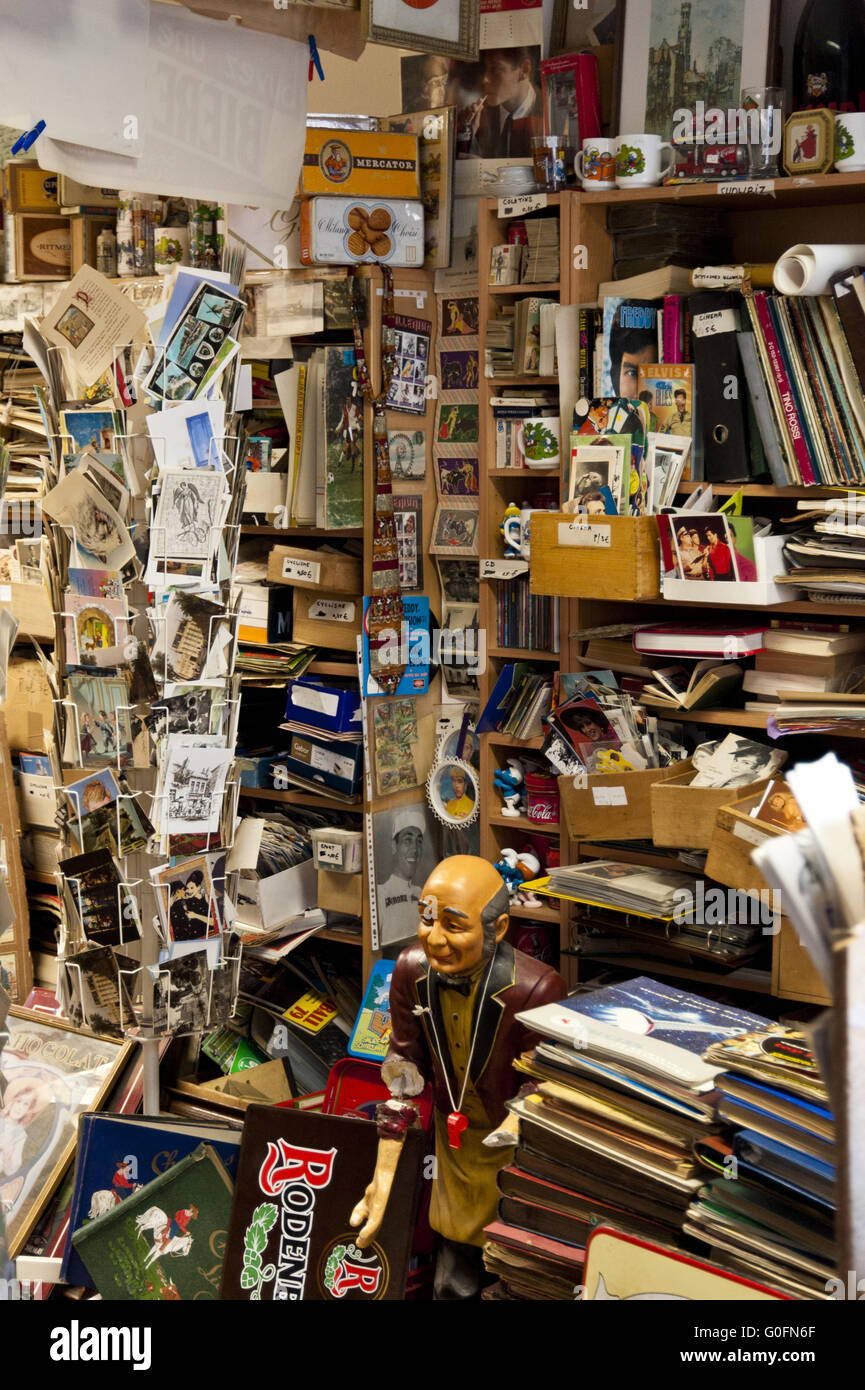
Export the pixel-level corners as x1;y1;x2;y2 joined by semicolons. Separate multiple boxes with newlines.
773;243;865;296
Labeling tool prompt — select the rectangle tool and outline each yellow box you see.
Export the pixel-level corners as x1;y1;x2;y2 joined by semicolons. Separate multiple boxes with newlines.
530;514;661;602
3;161;59;213
300;129;420;199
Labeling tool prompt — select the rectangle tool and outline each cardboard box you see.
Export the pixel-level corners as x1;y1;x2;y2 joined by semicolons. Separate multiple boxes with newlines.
70;212;116;273
292;588;361;652
300;129;420;199
773;919;831;1004
300;196;424;268
287;734;362;797
317;867;363;915
559;759;693;843
661;535;797;607
237;584;293;645
267;544;362;596
652;772;772;851
0;581;54;643
284;678;362;734
6;656;54;752
530;514;661;602
3;160;59;213
704;791;782;898
9;213;71;280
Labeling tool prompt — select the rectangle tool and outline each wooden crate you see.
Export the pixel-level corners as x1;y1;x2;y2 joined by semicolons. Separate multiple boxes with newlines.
705;791;782;898
530;514;661;601
317;868;363;914
559;759;693;843
652;773;772;851
292;589;361;652
268;544;361;595
773;919;831;1005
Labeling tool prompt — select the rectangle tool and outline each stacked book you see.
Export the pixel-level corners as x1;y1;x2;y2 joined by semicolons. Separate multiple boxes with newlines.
520;217;560;285
482;977;771;1299
777;497;865;603
485;305;515;377
607;203;731;282
744;621;865;708
492;389;558;470
686;1024;835;1300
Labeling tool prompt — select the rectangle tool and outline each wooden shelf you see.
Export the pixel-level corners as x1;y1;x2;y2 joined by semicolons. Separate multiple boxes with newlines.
484;374;559;387
489;814;560;833
486;733;545;750
562;948;774;996
492;467;560;477
240;526;363;538
677;481;845;498
508;902;561;924
488;646;561;661
488;283;562;295
239;786;361;813
578;171;865;209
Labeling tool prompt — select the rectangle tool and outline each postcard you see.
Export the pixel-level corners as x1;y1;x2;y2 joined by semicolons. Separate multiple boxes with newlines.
152;470;228;562
430;499;479;557
151;854;219;943
41;469;135;571
66;671;133;767
146;398;227;471
145;281;245;403
163;745;234;835
62;944;139;1036
40;266;147;391
59;847;141;948
63;590;128;667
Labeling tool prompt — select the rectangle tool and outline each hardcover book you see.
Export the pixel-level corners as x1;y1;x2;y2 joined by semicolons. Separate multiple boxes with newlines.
71;1142;234;1300
62;1114;243;1287
220;1106;424;1300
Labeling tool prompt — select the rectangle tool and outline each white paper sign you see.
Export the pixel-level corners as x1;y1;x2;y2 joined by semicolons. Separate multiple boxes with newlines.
498;192;548;219
307;599;355;623
718;180;775;197
592;786;628;806
692;309;738;339
316;840;344;868
732;820;769;847
282;557;320;584
557;522;612;548
480;558;529;580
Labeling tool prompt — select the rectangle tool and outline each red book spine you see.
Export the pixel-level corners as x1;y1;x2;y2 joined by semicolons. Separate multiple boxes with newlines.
663;294;682;363
752;292;817;485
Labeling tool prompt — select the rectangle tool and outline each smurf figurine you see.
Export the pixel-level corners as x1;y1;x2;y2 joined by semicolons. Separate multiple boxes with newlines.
493;758;524;817
494;848;523;897
514;850;542;907
499;502;522;559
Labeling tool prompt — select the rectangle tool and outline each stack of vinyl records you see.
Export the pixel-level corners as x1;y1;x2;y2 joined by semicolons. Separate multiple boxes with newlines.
686;1024;835;1300
606;203;730;281
482;976;771;1299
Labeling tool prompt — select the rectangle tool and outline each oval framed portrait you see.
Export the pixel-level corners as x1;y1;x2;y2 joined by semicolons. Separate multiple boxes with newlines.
426;757;479;829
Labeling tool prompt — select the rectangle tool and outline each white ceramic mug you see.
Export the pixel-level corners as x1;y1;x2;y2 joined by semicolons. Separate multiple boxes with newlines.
835;112;865;172
502;507;534;559
575;137;617;190
615;133;676;188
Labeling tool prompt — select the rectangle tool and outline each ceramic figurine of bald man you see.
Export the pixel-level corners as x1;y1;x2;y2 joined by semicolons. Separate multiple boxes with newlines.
350;855;566;1299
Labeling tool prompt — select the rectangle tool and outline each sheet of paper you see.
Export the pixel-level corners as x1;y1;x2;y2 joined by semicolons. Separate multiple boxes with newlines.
40;268;148;392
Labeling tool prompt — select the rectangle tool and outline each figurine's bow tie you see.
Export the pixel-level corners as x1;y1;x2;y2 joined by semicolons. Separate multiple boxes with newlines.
436;975;472;995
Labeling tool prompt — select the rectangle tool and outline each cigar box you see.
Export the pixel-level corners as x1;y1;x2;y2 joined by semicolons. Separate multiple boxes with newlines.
7;214;72;280
300;129;420;199
300;196;424;267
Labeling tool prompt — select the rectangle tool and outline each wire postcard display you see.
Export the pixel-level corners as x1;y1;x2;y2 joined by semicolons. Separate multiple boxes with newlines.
27;263;250;1112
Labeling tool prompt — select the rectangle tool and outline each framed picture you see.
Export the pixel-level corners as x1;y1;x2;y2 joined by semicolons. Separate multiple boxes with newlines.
435;455;479;498
362;0;479;61
551;0;619;54
427;757;480;829
430;501;479;557
393;493;423;592
372;801;439;948
1;1008;131;1256
783;108;835;176
615;0;779;141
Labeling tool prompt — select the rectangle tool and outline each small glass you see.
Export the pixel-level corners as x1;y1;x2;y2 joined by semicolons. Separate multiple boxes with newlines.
740;86;785;178
531;135;567;192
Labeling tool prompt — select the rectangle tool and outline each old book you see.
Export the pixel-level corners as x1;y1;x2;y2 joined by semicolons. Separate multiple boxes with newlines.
71;1142;234;1300
220;1105;424;1300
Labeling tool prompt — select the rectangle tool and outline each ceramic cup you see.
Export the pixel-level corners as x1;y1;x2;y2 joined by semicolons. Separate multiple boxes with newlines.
615;133;676;188
575;137;617;190
502;507;535;559
835;112;865;172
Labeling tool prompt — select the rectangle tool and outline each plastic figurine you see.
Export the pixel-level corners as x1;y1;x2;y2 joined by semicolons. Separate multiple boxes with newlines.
499;502;522;558
349;855;566;1299
513;849;542;906
494;848;523;897
493;757;524;816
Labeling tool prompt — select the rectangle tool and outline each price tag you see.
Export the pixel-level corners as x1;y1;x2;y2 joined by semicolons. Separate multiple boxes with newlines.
692;308;738;339
592;786;628;806
282;557;320;583
307;598;356;623
557;522;611;548
316;840;344;868
718;180;775;197
497;192;548;219
480;558;529;580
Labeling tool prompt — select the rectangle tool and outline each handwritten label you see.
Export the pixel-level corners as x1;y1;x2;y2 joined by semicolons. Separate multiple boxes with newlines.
0;585;10;602
316;840;344;868
498;192;548;219
281;556;320;584
375;287;427;309
732;820;770;847
480;558;529;580
692;308;738;339
718;180;775;197
557;522;611;548
307;598;356;623
691;265;746;290
592;786;628;806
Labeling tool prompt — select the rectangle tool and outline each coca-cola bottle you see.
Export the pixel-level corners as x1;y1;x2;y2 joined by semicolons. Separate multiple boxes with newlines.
793;0;865;112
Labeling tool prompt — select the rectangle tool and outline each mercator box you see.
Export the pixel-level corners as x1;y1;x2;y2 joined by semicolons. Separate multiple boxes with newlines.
300;196;424;267
300;130;420;199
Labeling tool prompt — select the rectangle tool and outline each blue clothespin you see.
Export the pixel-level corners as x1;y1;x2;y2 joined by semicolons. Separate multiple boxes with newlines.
308;34;324;82
11;120;46;155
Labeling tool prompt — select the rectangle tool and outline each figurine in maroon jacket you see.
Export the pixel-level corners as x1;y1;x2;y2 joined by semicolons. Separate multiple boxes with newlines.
350;855;566;1298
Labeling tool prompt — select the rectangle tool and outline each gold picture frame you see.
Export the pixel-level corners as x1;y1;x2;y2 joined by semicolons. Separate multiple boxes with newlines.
1;1007;132;1256
361;0;479;61
783;108;835;177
